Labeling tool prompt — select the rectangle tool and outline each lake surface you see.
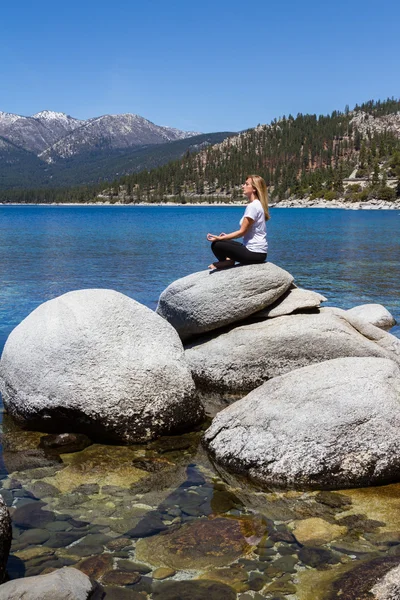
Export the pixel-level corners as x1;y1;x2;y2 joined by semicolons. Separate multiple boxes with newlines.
1;205;400;598
0;205;399;354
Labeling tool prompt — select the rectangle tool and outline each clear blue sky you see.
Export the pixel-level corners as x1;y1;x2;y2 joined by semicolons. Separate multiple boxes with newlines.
2;0;399;133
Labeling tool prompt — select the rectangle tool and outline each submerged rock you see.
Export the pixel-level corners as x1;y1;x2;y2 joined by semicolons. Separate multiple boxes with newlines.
186;311;397;398
0;289;202;444
335;483;400;536
291;517;347;546
39;433;92;454
12;500;56;529
152;579;237;600
135;516;265;569
102;569;141;585
298;546;338;568
203;357;400;489
0;566;96;599
0;497;11;583
156;263;293;339
346;303;396;331
2;449;62;474
39;444;150;494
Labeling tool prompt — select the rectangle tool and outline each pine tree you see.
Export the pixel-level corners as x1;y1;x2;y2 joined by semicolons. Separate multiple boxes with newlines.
372;162;380;187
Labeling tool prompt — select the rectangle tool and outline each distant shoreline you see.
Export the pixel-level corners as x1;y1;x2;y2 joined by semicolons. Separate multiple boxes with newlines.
0;199;399;210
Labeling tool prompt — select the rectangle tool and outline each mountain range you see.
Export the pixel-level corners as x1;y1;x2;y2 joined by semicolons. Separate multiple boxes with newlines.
0;110;234;189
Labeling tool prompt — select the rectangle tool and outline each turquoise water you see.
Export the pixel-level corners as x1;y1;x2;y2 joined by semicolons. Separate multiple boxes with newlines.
0;205;399;355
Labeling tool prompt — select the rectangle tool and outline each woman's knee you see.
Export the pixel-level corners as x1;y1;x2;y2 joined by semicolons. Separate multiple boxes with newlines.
212;240;227;251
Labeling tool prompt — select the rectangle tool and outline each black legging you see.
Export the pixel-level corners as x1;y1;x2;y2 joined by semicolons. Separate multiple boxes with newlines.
211;240;267;264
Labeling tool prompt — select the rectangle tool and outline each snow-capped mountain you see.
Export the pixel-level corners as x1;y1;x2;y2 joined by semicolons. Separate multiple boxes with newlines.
0;110;83;154
32;110;84;143
0;109;200;162
39;113;200;162
0;109;230;190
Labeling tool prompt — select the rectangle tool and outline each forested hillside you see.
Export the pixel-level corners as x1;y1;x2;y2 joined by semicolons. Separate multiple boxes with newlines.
1;98;399;204
119;98;400;204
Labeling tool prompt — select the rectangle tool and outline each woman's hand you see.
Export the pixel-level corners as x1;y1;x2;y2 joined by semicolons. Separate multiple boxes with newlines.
207;233;222;242
207;217;253;244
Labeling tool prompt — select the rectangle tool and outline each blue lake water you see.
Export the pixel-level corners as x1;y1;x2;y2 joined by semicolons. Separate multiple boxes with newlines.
0;205;399;357
1;205;400;594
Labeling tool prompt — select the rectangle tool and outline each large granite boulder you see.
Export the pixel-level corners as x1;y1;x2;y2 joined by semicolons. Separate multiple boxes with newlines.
0;497;11;584
0;289;202;443
370;563;400;600
327;556;400;600
186;311;400;399
321;307;400;361
255;285;327;318
346;303;396;331
0;567;96;599
203;357;400;489
156;263;293;339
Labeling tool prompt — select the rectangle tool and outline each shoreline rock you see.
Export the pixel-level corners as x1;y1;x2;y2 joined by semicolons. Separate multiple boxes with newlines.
0;289;203;444
1;198;400;209
345;303;396;331
255;285;327;318
186;311;399;399
203;357;400;490
157;263;293;340
273;197;400;210
0;566;98;599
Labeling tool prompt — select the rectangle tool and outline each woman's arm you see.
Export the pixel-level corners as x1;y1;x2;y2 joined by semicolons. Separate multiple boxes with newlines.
207;217;254;242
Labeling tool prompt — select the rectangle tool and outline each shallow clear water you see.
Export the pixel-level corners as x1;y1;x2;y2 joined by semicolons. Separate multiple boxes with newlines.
1;205;400;598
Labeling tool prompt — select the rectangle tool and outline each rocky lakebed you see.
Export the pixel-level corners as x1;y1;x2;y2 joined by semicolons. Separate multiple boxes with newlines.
0;262;399;599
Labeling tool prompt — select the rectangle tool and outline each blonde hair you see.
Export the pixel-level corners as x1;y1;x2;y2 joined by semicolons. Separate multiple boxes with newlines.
247;174;270;221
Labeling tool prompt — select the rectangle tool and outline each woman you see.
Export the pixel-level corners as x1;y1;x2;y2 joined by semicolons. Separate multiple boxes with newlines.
207;174;270;270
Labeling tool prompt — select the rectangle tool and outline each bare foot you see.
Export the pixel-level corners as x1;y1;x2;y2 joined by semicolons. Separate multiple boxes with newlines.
208;263;217;270
212;260;235;270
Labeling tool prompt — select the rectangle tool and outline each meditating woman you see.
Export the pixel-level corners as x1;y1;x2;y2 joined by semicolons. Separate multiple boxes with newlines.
207;174;270;270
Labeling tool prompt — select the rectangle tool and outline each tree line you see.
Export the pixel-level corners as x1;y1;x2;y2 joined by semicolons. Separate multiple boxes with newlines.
1;98;399;204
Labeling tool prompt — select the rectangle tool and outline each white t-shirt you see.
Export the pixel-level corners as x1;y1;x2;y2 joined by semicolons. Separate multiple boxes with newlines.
240;199;268;253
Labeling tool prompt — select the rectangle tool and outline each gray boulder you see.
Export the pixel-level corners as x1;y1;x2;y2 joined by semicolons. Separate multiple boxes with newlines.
186;311;400;399
156;263;293;339
370;563;400;599
0;567;96;599
0;497;11;584
203;357;400;489
346;303;396;331
256;285;327;318
0;289;202;444
320;307;400;362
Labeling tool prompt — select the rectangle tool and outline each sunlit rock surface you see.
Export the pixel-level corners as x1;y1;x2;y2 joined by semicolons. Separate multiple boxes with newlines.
371;563;400;600
346;303;396;331
0;289;202;443
327;556;400;600
255;285;327;318
186;311;397;398
157;263;293;339
0;566;96;599
203;357;400;489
